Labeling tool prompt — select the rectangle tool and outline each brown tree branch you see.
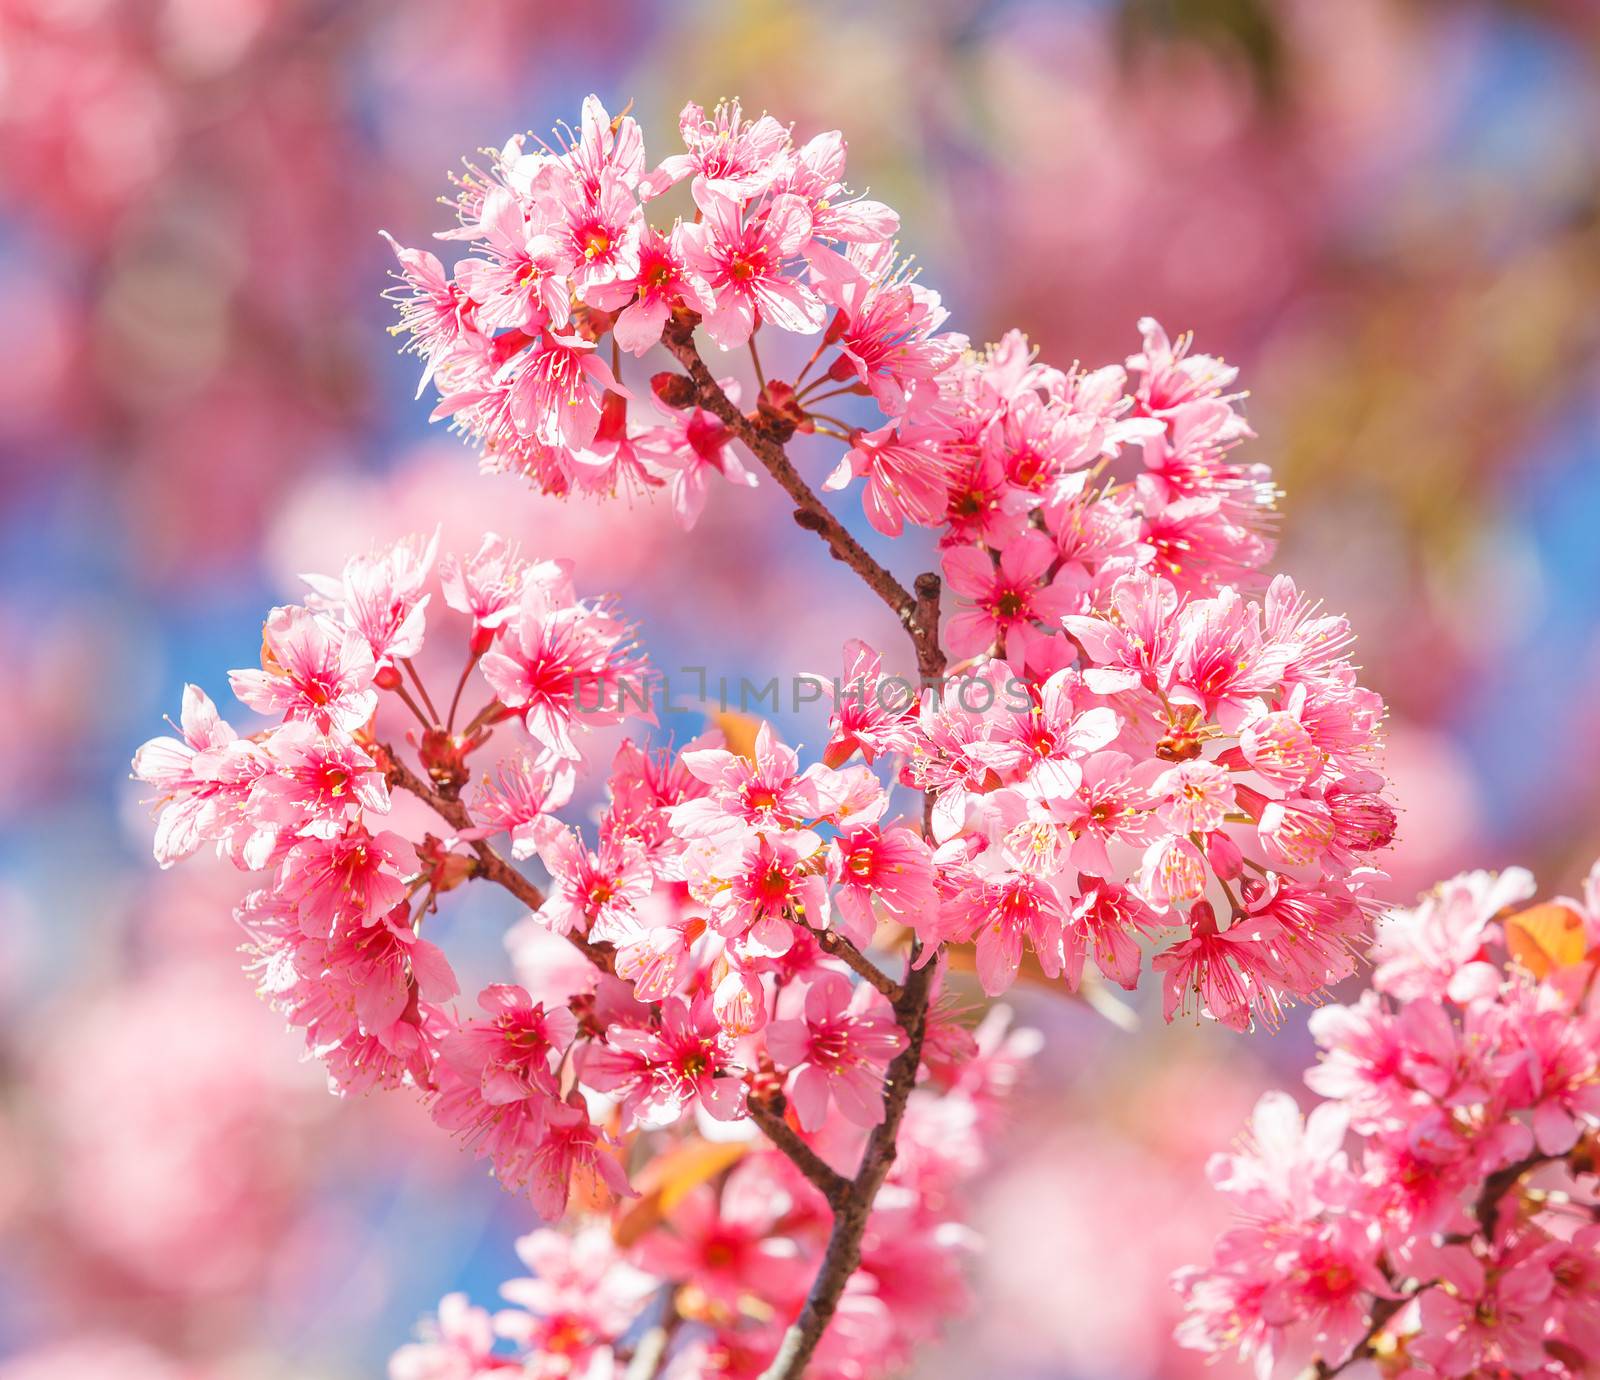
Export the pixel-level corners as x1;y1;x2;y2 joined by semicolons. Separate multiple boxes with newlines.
1311;1291;1412;1380
383;749;616;973
395;314;946;1379
804;923;903;1003
745;1098;852;1201
1470;1151;1553;1239
659;320;941;657
621;1289;682;1380
762;951;936;1379
758;573;945;1380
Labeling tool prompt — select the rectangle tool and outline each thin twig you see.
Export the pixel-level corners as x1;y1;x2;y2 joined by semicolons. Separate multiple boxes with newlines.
1311;1293;1412;1379
387;679;433;730
403;658;441;724
384;748;615;973
797;381;867;407
761;949;936;1379
1471;1151;1552;1238
659;320;918;629
745;1098;852;1201
654;316;950;1380
806;924;902;1002
446;652;480;734
622;1289;680;1380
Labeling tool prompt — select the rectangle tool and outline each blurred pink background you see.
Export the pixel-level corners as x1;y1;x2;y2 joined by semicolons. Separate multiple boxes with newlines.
2;1;1598;1375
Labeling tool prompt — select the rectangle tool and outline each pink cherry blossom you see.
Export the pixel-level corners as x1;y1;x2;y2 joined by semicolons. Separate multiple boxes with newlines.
647;99;791;204
302;530;437;668
766;974;908;1131
608;225;712;354
389;1292;514;1380
252;721;389;838
826;422;952;537
467;753;574;860
1179;861;1600;1379
452;188;572;333
827;823;937;948
537;169;644;304
671;722;842;842
630;1178;807;1311
440;984;577;1105
1371;867;1534;1003
823;639;920;767
440;533;527;642
677;192;825;348
498;1230;654;1377
636;389;757;530
808;242;962;416
942;531;1080;661
134;94;1435;1380
533;828;653;939
229;604;378;734
132;684;252;866
477;577;652;761
688;828;828;960
278;824;416;938
581;995;744;1129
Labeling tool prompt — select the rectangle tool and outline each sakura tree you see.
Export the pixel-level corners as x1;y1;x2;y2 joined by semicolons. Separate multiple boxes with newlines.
136;96;1408;1379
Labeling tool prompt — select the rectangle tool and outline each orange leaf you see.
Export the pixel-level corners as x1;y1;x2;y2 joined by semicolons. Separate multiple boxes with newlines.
611;1137;748;1247
1505;903;1588;979
712;711;764;763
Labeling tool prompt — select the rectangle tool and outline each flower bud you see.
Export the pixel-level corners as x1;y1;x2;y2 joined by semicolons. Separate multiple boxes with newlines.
651;371;697;409
1206;830;1245;881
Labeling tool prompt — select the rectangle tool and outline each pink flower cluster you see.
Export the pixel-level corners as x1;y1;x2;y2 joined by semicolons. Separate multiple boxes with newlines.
393;1009;1035;1380
1176;864;1600;1379
892;555;1391;1020
137;95;1403;1378
386;95;899;517
130;528;1035;1373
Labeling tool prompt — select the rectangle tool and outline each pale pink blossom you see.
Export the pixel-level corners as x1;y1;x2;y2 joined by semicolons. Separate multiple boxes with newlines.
534;828;653;939
647;99;791;205
467;753;574;860
1372;867;1534;1003
440;533;527;640
229;604;377;734
453;188;571;333
132;684;253;866
826;423;952;537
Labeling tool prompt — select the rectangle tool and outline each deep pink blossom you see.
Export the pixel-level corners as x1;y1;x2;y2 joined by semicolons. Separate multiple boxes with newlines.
942;531;1080;661
766;974;909;1130
677;191;824;348
582;995;745;1129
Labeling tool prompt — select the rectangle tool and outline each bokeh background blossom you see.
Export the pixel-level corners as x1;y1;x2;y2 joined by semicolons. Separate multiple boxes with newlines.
2;1;1597;1375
